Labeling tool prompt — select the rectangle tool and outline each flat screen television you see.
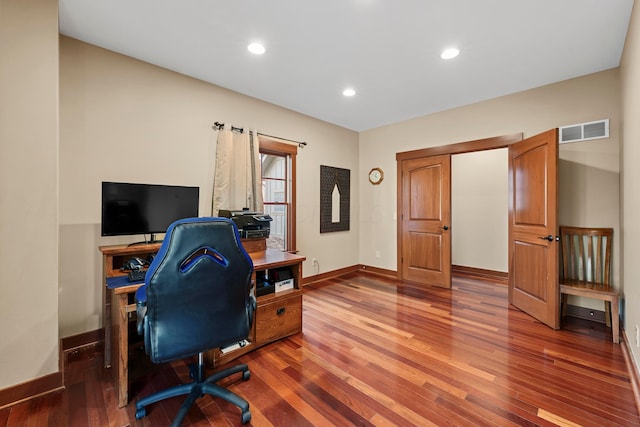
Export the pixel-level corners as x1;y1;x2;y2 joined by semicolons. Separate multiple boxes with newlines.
101;181;199;243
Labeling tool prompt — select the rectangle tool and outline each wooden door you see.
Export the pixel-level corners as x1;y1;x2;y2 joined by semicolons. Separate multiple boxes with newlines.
508;129;559;329
400;155;451;288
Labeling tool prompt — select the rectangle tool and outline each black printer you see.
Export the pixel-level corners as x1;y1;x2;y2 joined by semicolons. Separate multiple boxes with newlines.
218;209;272;239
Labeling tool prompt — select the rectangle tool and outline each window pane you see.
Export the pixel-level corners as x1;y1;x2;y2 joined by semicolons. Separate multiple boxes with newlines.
263;179;285;203
263;204;286;251
261;154;286;179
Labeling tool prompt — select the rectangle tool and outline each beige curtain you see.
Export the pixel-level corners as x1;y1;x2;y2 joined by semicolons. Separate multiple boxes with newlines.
212;128;263;216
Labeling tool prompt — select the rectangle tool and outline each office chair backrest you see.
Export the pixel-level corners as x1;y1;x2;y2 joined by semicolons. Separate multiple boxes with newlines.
144;217;254;363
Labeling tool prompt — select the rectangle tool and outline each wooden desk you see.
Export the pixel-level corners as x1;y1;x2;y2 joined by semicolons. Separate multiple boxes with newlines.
99;242;305;408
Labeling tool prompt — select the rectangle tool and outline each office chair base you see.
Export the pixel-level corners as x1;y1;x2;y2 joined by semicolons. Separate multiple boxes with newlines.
135;362;251;426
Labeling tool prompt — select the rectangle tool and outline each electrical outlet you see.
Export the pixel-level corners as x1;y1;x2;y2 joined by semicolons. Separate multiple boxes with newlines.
312;258;318;265
375;250;381;258
635;325;639;348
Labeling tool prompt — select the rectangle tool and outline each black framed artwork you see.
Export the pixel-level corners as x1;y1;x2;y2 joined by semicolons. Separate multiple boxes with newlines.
320;165;350;233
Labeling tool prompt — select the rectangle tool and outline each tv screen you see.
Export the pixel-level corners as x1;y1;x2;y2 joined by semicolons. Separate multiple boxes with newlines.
101;182;199;239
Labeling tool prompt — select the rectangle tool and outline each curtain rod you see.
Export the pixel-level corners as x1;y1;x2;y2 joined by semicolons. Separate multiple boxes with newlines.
212;121;307;148
257;132;307;148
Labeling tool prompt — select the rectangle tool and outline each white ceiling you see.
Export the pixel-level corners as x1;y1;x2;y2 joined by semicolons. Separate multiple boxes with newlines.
58;0;635;132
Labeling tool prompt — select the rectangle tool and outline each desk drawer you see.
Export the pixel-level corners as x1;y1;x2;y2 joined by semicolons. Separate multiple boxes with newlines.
255;294;302;343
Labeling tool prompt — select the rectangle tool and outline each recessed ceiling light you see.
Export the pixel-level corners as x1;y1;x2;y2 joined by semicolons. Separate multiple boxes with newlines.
441;48;460;60
343;88;356;97
247;42;265;55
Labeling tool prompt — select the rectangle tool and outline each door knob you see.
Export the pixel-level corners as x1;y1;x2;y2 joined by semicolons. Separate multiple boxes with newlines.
538;235;554;242
442;225;449;231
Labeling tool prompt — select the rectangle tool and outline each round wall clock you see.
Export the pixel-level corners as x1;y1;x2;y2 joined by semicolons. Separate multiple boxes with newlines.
368;167;384;185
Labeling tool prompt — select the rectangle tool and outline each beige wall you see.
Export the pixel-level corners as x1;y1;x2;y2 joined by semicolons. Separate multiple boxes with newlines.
359;69;620;281
0;0;59;389
621;1;640;371
58;36;359;337
359;70;621;316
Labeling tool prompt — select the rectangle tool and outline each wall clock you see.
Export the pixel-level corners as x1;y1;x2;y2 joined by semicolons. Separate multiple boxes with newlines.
368;167;384;185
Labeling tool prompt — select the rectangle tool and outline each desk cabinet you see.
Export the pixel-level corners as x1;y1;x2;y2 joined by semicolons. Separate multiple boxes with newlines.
99;242;304;408
256;294;302;342
204;249;304;367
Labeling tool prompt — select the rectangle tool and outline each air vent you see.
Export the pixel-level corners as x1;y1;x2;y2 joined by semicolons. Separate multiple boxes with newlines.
559;119;609;144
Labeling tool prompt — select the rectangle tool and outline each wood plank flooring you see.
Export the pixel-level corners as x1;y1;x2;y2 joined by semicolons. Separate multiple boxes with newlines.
2;273;638;426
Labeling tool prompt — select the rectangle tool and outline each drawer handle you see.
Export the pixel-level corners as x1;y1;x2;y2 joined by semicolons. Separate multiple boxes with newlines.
276;307;286;316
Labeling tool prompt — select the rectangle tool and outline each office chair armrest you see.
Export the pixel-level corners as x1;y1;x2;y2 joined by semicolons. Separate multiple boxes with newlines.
135;285;148;336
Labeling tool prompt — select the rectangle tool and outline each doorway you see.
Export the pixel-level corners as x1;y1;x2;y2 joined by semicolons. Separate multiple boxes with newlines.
451;148;508;277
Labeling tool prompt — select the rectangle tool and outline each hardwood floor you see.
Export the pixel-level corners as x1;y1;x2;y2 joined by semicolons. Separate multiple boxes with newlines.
2;273;638;426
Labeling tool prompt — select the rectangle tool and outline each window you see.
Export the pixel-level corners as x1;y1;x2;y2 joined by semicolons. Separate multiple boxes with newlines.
259;138;297;251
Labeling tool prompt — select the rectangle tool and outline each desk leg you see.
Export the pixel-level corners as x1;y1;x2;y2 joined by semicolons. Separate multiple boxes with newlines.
104;285;111;368
112;293;129;408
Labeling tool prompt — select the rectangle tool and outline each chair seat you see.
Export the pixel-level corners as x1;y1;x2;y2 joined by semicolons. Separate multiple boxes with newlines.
560;280;617;300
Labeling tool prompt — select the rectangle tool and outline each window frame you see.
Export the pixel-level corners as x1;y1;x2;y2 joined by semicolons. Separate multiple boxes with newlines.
259;138;297;252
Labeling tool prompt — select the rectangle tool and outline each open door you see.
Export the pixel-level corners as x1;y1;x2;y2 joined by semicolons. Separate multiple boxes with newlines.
508;129;559;329
399;155;451;288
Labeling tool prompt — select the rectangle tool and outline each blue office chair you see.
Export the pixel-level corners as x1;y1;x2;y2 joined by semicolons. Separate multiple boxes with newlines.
134;217;255;426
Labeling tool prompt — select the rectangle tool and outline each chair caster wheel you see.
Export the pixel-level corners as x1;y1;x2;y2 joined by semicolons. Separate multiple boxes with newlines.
135;408;146;420
243;370;251;381
241;410;251;424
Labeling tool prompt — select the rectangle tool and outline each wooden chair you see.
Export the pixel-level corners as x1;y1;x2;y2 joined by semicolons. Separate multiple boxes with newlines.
559;226;619;343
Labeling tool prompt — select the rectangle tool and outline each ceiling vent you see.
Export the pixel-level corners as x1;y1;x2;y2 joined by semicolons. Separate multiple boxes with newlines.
559;119;609;144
